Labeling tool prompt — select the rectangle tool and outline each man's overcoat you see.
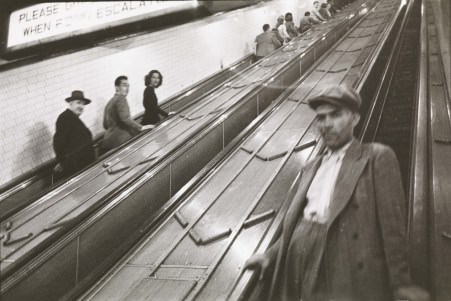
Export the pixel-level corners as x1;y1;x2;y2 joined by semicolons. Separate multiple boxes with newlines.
265;140;411;301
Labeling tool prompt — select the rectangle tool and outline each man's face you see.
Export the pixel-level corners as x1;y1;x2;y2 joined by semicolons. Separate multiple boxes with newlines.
277;18;284;25
314;104;359;150
314;1;320;9
69;100;85;116
116;79;130;96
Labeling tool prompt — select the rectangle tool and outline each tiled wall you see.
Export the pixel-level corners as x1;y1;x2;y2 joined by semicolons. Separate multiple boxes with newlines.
0;0;312;186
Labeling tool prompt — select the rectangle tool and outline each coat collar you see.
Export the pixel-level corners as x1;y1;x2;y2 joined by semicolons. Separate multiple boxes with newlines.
327;139;368;228
65;108;80;119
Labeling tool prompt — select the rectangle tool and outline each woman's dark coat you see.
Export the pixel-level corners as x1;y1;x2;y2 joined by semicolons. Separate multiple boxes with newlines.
142;86;168;125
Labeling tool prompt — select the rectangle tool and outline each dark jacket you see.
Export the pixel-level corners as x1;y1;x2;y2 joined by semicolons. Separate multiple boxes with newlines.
142;86;168;125
53;109;95;175
265;140;411;301
102;93;142;151
272;28;284;47
319;7;332;20
255;31;282;57
299;16;320;33
285;21;298;39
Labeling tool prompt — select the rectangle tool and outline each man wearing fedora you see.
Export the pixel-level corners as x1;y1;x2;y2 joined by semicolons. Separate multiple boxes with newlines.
244;85;430;301
53;90;95;178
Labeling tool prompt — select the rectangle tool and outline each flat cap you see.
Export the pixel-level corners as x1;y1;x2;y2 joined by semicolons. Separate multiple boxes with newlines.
307;85;361;112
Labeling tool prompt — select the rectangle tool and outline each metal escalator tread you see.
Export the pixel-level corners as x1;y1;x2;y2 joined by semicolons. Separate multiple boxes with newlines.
373;8;421;191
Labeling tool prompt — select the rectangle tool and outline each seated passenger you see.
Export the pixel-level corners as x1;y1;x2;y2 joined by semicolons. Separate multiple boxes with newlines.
53;90;95;177
284;12;298;39
312;1;326;22
299;11;320;33
319;2;332;19
255;24;282;60
102;76;153;152
142;70;175;126
244;85;430;301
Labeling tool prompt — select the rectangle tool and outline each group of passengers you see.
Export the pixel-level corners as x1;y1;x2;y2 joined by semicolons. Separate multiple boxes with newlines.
254;0;348;60
52;0;354;178
53;71;174;178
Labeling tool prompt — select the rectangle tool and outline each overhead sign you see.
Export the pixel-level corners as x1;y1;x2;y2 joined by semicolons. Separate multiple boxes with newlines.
7;1;198;50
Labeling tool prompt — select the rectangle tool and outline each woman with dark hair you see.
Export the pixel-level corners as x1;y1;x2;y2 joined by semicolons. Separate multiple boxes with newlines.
142;70;174;125
284;12;298;39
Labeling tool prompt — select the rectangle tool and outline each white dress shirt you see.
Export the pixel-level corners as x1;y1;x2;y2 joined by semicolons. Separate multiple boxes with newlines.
303;140;352;223
277;23;290;41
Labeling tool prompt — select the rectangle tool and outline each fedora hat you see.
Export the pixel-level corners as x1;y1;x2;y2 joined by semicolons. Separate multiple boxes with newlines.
308;85;361;112
65;90;91;104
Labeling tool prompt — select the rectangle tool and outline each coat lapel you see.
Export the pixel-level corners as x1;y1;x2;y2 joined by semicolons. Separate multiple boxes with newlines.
327;140;369;229
269;156;323;300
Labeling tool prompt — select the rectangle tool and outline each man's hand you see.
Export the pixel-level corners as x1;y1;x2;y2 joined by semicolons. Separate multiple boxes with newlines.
168;111;176;116
394;285;430;301
243;254;271;281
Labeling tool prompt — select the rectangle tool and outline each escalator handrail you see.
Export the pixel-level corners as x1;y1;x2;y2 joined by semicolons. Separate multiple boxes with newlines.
407;0;429;287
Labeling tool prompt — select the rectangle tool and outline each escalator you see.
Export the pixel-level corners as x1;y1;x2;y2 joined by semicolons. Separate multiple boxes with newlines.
0;3;370;300
74;0;407;299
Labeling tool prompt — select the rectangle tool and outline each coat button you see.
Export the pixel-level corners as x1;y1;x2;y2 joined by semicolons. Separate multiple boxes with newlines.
352;233;359;240
357;262;364;270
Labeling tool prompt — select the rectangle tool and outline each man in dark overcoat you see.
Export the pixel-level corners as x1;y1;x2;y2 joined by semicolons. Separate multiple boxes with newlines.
53;90;95;177
244;85;430;301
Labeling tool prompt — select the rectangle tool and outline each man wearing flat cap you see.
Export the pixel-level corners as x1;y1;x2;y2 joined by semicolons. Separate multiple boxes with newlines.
244;85;429;301
53;90;95;178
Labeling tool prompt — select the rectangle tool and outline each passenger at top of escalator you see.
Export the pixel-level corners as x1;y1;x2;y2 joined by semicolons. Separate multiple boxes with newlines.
53;90;95;177
244;85;431;301
299;11;320;34
275;15;290;43
327;0;341;14
101;76;154;152
335;0;351;10
284;12;298;39
255;24;282;60
319;2;333;20
272;16;285;47
312;0;326;22
141;70;175;126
